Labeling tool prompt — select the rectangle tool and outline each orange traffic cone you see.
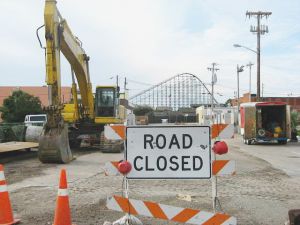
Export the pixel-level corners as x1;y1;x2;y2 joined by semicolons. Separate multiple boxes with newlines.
53;169;75;225
0;164;20;225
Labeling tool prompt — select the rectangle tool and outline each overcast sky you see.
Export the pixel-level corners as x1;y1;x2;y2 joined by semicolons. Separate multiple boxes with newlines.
1;0;300;102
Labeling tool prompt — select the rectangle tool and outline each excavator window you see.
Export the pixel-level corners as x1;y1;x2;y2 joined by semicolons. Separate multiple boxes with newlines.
95;87;116;117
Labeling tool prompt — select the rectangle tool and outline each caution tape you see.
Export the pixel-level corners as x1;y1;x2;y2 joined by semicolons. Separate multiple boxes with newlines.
212;124;234;139
103;160;236;177
107;195;237;225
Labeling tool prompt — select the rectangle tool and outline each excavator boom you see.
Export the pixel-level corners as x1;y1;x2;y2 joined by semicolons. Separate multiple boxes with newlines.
39;0;94;163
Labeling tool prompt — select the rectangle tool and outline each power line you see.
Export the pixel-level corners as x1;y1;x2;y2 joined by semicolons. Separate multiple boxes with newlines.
126;78;154;86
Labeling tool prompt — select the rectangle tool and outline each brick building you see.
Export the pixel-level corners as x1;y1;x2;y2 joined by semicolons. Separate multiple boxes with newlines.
231;92;300;112
0;86;72;121
0;86;72;107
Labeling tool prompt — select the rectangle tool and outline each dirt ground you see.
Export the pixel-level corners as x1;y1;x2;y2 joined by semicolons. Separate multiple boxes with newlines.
1;139;300;225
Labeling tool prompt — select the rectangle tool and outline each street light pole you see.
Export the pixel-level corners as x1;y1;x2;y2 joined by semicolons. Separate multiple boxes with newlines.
246;62;254;102
236;65;244;113
237;65;244;134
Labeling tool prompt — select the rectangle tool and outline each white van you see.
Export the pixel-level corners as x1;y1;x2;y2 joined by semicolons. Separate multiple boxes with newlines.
24;114;47;127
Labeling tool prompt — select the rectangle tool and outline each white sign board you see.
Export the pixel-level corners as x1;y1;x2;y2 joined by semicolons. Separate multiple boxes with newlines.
126;126;211;179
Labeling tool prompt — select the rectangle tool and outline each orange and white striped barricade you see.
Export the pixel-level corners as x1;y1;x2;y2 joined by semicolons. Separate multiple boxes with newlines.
212;160;236;176
103;161;120;176
212;124;234;139
107;195;237;225
103;124;234;144
211;124;234;211
104;124;126;140
104;160;236;177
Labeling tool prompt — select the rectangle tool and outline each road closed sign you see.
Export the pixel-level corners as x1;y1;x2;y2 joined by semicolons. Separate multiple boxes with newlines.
126;126;211;179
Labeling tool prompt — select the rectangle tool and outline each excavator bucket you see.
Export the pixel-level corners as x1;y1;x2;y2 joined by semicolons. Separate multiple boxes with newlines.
38;124;73;163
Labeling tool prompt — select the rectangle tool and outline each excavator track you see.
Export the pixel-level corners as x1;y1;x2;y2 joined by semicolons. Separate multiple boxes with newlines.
38;124;73;163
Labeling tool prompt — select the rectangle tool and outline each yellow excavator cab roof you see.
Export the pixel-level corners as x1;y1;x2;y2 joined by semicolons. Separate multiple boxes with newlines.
96;85;117;89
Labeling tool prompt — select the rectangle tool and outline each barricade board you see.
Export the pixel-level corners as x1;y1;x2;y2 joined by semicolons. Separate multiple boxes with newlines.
103;160;236;177
126;126;211;179
107;195;237;225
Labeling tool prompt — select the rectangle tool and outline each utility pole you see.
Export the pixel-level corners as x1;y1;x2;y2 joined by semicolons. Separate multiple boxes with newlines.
116;75;119;89
246;62;254;102
207;62;220;212
246;11;272;101
124;77;128;99
124;77;127;91
207;63;219;124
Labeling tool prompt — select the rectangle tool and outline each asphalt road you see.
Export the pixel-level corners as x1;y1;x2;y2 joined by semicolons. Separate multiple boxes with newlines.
228;136;300;179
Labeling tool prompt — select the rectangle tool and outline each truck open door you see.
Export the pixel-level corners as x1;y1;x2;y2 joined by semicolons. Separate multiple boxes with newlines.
244;106;256;144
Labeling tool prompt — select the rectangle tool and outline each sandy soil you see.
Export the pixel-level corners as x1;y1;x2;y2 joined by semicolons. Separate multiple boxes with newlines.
2;140;300;225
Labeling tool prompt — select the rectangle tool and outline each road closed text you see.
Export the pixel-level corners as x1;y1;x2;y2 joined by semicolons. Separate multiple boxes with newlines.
126;126;211;179
133;155;203;171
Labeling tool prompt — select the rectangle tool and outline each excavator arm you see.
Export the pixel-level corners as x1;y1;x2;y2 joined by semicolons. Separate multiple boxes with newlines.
39;0;94;163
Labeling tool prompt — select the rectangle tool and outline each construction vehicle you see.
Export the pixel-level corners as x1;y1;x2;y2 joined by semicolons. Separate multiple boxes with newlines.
36;0;124;163
240;102;291;144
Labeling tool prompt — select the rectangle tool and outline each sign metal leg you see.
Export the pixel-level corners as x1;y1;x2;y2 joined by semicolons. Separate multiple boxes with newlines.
212;152;223;212
112;177;143;225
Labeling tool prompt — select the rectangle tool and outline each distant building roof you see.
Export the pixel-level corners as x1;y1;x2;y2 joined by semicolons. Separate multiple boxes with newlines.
231;92;300;112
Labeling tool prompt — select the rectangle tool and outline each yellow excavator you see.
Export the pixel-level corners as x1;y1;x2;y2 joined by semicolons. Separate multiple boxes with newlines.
37;0;124;163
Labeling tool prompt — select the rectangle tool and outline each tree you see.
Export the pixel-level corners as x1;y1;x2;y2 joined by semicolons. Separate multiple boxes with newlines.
133;105;153;116
224;98;233;106
291;111;299;141
0;90;43;122
291;111;299;130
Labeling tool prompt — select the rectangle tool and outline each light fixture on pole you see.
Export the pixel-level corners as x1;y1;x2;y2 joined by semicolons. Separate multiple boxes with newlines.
110;75;120;96
233;44;259;101
233;44;257;54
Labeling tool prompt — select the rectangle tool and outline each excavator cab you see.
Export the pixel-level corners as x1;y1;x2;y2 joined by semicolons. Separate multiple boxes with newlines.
95;86;125;153
95;86;122;124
